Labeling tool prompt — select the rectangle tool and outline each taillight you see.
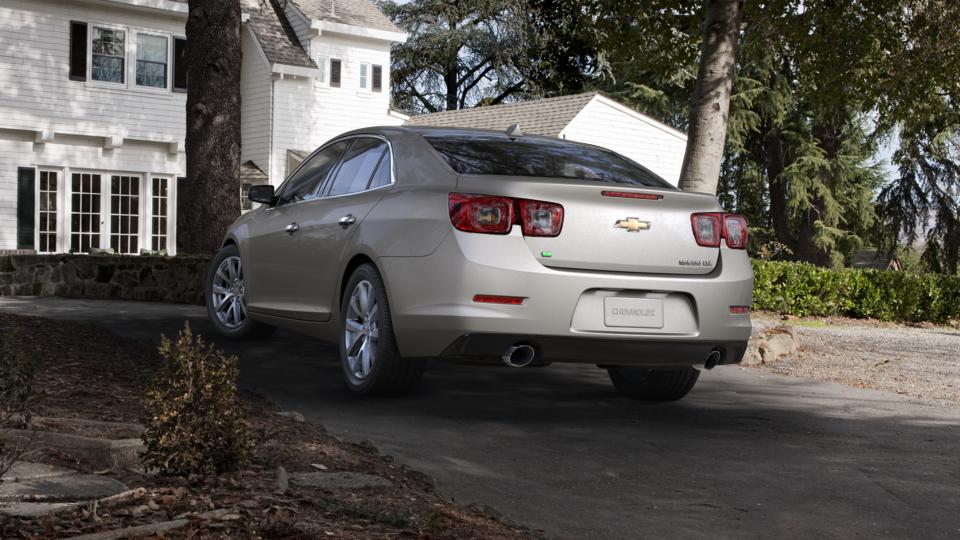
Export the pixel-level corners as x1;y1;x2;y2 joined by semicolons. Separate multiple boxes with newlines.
449;193;564;237
691;212;748;249
723;214;748;249
448;193;514;234
518;199;563;237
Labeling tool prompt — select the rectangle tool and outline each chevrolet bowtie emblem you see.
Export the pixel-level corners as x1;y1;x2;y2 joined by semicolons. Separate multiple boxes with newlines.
615;217;651;232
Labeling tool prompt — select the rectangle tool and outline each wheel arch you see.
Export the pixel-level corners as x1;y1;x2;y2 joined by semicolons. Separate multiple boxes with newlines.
339;253;387;311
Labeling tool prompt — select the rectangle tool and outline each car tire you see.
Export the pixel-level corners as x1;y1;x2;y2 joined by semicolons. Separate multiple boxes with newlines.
205;244;276;339
339;263;425;396
607;367;700;402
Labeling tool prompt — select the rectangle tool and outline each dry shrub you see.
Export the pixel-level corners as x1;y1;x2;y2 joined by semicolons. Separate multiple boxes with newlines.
141;322;249;476
0;329;35;477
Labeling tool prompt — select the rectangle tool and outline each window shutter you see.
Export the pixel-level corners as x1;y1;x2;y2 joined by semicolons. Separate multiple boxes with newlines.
69;22;87;81
173;37;187;92
17;167;36;250
372;65;382;92
330;59;341;87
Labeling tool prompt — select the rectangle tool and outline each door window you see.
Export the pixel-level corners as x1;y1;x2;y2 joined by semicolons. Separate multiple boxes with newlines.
326;138;388;197
277;141;348;205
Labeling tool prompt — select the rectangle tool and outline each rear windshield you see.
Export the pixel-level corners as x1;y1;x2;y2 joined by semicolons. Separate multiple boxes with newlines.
424;135;674;188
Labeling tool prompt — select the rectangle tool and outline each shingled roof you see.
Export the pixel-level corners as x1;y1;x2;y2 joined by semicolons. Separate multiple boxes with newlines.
243;0;316;69
407;93;601;136
291;0;402;34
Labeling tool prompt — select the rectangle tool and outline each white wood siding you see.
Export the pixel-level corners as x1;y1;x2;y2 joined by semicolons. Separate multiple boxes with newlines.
561;98;687;186
269;33;403;183
0;0;187;143
240;27;273;176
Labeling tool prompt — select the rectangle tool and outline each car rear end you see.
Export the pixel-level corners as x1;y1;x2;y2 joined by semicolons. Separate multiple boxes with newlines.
382;131;753;369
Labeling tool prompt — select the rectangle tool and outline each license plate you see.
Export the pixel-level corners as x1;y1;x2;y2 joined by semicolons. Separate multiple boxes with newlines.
603;297;664;328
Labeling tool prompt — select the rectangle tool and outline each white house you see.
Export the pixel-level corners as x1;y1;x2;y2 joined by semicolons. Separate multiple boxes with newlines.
407;92;688;186
0;0;406;255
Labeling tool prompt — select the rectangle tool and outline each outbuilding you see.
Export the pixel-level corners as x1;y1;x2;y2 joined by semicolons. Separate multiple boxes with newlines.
407;92;688;186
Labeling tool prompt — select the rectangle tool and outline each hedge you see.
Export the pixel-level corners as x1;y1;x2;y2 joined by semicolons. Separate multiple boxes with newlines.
752;260;960;323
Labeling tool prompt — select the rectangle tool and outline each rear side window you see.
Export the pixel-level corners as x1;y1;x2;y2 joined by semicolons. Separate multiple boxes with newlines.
368;150;392;189
327;138;388;197
277;140;348;205
424;135;673;188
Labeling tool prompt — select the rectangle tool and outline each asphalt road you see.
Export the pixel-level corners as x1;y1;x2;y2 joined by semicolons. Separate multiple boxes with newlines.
4;297;960;539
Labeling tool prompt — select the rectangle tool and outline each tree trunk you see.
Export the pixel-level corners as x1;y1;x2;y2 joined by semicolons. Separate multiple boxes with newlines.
178;0;242;256
678;0;744;194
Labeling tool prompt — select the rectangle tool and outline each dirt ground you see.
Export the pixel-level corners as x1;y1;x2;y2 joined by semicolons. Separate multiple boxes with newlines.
0;313;535;539
750;312;960;407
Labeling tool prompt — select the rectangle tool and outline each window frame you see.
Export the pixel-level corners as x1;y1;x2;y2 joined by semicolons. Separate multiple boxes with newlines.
88;22;128;87
314;56;329;86
329;58;342;88
371;64;383;92
359;63;369;91
133;31;171;91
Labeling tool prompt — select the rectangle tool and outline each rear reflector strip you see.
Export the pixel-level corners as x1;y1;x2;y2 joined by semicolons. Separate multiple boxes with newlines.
473;294;526;305
601;191;664;200
729;306;751;314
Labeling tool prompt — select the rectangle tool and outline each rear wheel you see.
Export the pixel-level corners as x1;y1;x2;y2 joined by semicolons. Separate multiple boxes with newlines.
339;263;425;396
607;367;700;402
206;244;276;339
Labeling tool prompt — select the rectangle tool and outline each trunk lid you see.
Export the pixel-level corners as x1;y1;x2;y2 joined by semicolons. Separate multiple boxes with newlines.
456;175;722;275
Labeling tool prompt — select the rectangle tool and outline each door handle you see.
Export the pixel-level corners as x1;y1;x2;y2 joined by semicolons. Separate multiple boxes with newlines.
285;222;300;234
338;215;357;227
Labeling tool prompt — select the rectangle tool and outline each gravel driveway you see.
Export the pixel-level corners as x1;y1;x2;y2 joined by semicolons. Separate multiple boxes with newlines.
751;314;960;407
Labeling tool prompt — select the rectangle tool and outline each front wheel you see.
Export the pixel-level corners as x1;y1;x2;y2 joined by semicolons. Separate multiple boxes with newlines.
205;244;275;339
340;263;425;396
607;367;700;402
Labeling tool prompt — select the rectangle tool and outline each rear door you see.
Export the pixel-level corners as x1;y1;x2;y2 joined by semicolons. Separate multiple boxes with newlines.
294;137;393;319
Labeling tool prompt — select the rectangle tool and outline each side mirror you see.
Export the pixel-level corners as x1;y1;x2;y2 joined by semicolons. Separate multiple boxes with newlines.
248;184;275;205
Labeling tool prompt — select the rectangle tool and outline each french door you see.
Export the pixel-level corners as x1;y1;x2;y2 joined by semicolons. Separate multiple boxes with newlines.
70;172;103;253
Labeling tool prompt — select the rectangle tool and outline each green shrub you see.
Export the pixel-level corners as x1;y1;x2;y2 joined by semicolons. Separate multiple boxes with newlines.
141;322;250;476
751;260;960;323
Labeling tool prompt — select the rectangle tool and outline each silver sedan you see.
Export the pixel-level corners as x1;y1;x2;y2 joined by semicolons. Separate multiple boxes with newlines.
206;126;753;400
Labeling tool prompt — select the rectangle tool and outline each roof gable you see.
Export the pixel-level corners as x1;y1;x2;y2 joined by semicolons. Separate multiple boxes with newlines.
407;93;600;136
243;0;316;69
292;0;401;34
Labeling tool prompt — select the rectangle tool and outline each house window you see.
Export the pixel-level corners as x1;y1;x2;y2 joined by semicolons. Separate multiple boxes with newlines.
110;175;140;254
315;56;327;84
151;177;168;252
359;63;368;89
136;33;168;88
330;59;341;87
38;171;58;253
91;27;125;84
372;65;382;92
70;173;102;253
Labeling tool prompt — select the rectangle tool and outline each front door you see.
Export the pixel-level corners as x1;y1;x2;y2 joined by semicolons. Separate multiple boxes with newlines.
243;140;349;319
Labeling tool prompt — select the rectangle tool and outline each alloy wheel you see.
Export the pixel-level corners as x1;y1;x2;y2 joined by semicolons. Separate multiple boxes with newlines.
211;256;247;329
344;280;379;380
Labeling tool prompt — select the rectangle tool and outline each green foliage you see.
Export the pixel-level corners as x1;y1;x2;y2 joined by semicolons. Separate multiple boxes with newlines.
752;260;960;323
141;323;249;477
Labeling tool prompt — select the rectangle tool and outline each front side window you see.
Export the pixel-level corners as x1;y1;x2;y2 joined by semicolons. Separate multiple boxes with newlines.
330;59;342;87
424;135;675;188
327;138;388;197
359;64;368;89
277;141;348;205
92;27;125;83
316;56;327;84
136;33;168;88
372;65;382;92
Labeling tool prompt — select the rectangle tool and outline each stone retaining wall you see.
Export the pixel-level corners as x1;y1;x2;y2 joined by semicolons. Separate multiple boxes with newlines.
0;255;210;305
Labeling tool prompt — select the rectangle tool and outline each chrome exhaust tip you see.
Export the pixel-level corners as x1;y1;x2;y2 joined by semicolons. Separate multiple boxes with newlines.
503;344;536;368
704;348;722;370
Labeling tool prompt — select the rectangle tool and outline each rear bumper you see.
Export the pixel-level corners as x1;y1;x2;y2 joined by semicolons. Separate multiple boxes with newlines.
378;229;753;362
439;334;748;367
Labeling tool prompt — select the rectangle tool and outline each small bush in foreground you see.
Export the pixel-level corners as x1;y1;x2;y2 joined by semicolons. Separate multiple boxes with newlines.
752;260;960;323
0;329;35;477
141;322;249;476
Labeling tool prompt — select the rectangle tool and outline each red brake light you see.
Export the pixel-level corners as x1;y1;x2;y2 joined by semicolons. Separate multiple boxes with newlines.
691;212;748;249
449;193;564;236
723;214;748;249
449;193;514;234
691;213;722;247
601;191;664;200
518;199;564;237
